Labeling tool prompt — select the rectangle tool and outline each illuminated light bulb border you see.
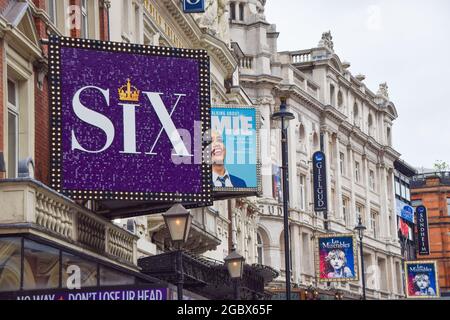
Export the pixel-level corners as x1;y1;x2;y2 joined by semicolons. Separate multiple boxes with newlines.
48;35;212;203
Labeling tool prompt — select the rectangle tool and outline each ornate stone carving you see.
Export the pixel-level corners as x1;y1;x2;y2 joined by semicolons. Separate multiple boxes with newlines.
318;31;334;52
194;0;230;43
377;82;389;99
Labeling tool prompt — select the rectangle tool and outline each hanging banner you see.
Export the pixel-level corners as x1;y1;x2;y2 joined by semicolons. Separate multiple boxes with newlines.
416;205;430;255
48;35;211;205
272;164;282;203
211;105;261;194
405;261;440;299
315;234;358;282
395;199;415;224
183;0;205;13
312;151;328;212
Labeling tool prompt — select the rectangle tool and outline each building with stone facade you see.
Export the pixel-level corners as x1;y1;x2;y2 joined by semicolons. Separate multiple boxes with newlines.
228;0;405;299
0;0;409;300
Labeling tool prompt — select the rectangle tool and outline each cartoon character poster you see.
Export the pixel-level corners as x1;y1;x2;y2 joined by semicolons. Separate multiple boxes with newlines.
316;234;358;282
405;261;440;298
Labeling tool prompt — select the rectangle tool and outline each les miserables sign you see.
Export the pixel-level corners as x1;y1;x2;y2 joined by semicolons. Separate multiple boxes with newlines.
48;35;211;204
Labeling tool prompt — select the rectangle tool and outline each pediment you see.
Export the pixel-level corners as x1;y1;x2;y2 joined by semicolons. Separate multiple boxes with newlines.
3;1;40;48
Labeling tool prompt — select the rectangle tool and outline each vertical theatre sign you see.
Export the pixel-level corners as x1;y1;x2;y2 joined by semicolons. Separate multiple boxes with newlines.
312;151;328;212
48;35;212;204
416;205;430;255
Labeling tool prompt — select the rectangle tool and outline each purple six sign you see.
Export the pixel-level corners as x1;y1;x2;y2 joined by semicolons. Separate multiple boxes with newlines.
49;36;212;204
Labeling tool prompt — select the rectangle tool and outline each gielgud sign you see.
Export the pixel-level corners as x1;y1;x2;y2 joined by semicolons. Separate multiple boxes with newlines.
48;35;211;204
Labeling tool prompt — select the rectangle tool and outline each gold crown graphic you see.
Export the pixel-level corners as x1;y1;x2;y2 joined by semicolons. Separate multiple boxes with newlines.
118;79;140;102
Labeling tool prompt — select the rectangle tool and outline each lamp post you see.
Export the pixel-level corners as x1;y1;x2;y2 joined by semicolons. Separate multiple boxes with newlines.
224;250;245;300
162;204;192;301
354;215;367;300
271;98;295;300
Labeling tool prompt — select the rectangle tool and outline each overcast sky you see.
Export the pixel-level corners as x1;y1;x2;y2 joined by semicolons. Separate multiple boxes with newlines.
265;0;450;170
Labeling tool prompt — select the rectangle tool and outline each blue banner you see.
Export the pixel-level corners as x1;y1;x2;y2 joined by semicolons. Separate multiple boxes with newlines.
395;199;414;223
211;106;258;191
183;0;205;13
313;151;328;212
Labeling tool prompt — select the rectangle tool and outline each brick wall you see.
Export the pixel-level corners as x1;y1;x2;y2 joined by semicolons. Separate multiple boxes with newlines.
99;2;109;41
411;181;450;294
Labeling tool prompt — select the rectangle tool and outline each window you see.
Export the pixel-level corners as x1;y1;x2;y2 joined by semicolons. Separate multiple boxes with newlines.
343;197;350;225
299;174;306;211
370;211;378;238
330;84;335;106
23;240;60;290
447;198;450;216
353;103;359;126
257;233;263;265
337;91;343;109
239;3;244;21
400;183;406;199
355;161;360;183
395;177;401;197
339;152;345;176
230;2;236;20
7;79;18;179
368;114;373;136
369;170;375;191
46;0;57;23
405;184;411;202
387;127;392;146
81;0;88;38
0;238;22;292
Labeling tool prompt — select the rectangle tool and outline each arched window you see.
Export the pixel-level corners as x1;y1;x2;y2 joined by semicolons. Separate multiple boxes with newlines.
299;124;306;142
313;132;319;150
257;233;263;265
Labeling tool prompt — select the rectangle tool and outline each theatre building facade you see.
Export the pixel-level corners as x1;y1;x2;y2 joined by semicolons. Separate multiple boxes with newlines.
0;0;275;299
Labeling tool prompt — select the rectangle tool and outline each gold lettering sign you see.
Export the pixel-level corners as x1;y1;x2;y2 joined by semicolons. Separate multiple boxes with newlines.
143;0;184;48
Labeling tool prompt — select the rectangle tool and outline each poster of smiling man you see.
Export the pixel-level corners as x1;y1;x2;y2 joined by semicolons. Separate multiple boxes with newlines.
405;261;440;299
316;234;358;282
211;105;261;194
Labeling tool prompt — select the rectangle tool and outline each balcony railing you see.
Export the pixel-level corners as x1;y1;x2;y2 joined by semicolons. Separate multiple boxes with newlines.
412;171;450;187
0;179;138;266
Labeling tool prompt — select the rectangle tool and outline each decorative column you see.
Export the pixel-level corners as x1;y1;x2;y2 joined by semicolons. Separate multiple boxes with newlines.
290;223;301;284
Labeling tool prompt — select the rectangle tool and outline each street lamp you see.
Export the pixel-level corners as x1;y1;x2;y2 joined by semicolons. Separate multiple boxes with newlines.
162;204;192;300
354;215;367;300
224;250;245;300
271;98;295;300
